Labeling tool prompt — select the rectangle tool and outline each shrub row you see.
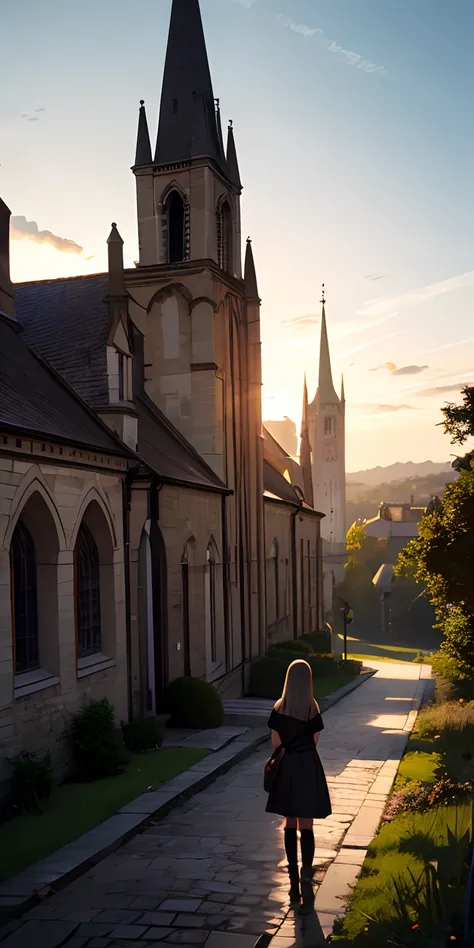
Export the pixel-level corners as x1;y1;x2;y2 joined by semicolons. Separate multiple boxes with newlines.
249;649;362;700
4;676;225;816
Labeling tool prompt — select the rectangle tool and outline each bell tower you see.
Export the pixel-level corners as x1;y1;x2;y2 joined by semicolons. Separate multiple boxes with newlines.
132;0;242;277
307;286;346;552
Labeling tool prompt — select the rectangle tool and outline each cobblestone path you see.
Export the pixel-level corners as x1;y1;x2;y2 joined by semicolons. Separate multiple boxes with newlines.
1;662;428;948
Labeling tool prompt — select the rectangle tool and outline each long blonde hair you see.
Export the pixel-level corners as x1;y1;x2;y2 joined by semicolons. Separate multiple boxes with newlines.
275;660;320;721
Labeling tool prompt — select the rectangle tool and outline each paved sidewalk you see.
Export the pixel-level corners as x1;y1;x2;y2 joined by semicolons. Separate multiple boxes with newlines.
0;662;428;948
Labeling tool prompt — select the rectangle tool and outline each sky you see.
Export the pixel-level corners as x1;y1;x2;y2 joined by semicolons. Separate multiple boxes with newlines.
2;0;474;472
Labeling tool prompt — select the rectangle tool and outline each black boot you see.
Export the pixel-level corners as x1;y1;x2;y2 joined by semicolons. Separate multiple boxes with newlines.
284;828;300;905
299;829;315;914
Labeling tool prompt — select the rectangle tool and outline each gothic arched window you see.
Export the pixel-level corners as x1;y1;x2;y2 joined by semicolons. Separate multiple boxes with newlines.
166;190;185;264
11;521;39;674
217;199;233;273
75;521;101;658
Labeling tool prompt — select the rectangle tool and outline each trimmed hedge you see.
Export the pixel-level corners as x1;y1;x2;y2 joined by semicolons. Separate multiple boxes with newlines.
249;656;288;699
122;716;165;751
269;639;314;657
164;677;224;729
303;628;332;654
248;654;363;699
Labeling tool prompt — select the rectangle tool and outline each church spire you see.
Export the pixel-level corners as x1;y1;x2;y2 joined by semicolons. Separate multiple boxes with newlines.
134;100;152;167
317;284;339;404
154;0;224;169
341;374;345;402
226;120;242;190
300;372;314;507
215;99;225;161
244;237;259;301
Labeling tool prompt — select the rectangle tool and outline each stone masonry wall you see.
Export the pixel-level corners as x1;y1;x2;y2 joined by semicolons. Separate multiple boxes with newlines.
0;454;128;783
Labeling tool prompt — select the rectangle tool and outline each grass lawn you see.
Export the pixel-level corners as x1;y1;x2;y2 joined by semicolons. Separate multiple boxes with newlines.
313;672;359;702
332;698;474;944
0;747;208;884
338;634;431;665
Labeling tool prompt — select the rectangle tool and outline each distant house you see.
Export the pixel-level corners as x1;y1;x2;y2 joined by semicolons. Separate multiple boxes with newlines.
359;502;426;558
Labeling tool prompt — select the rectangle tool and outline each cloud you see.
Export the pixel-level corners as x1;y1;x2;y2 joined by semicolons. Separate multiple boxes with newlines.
418;383;470;398
232;0;256;6
277;14;387;75
10;216;88;257
372;362;429;376
284;310;396;339
21;108;45;122
353;403;417;414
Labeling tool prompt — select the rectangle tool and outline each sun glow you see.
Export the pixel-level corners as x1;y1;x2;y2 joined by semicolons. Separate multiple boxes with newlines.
10;240;101;284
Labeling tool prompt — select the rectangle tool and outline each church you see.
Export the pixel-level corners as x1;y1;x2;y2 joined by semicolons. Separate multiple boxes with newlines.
302;290;347;615
0;0;327;773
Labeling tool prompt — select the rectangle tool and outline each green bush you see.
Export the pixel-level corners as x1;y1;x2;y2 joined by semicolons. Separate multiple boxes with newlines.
249;656;288;699
269;638;314;657
164;677;224;729
413;649;426;663
305;628;332;654
122;716;165;751
337;658;362;676
70;698;128;780
431;649;473;683
7;751;53;814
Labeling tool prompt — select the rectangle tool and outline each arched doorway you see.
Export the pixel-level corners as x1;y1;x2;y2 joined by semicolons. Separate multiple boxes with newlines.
138;521;168;713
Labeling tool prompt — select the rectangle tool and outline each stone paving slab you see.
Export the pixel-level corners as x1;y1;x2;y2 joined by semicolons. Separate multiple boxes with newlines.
0;728;269;922
0;663;428;948
268;661;430;945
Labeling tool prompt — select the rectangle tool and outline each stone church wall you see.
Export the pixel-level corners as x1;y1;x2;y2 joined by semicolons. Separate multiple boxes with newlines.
128;481;224;714
0;455;128;784
264;500;294;645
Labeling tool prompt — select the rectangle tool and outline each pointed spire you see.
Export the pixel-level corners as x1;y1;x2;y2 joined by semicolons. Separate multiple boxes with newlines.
0;197;15;321
154;0;224;169
226;120;242;190
107;223;126;297
134;100;152;167
244;237;259;301
341;374;345;402
215;99;226;161
300;373;314;507
317;284;339;404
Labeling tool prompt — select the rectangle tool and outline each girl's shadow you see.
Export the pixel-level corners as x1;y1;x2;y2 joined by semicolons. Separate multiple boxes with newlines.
276;908;326;947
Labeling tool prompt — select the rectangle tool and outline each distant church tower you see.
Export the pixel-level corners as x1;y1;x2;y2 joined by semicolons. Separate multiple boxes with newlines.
306;287;346;614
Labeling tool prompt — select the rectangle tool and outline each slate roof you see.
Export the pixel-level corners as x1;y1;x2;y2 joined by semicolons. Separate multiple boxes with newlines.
263;460;300;506
136;393;227;492
14;276;227;492
15;274;110;408
0;316;131;456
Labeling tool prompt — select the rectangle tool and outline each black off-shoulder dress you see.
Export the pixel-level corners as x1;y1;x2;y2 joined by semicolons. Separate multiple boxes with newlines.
266;708;332;819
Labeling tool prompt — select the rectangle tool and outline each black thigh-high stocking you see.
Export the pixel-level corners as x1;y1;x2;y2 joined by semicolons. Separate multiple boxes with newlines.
300;828;315;870
284;828;298;870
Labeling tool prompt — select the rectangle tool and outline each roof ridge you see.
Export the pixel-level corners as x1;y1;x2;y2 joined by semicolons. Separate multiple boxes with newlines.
15;271;108;288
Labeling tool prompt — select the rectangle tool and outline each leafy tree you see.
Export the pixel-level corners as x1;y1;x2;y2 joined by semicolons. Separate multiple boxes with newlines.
396;469;474;674
441;384;474;444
